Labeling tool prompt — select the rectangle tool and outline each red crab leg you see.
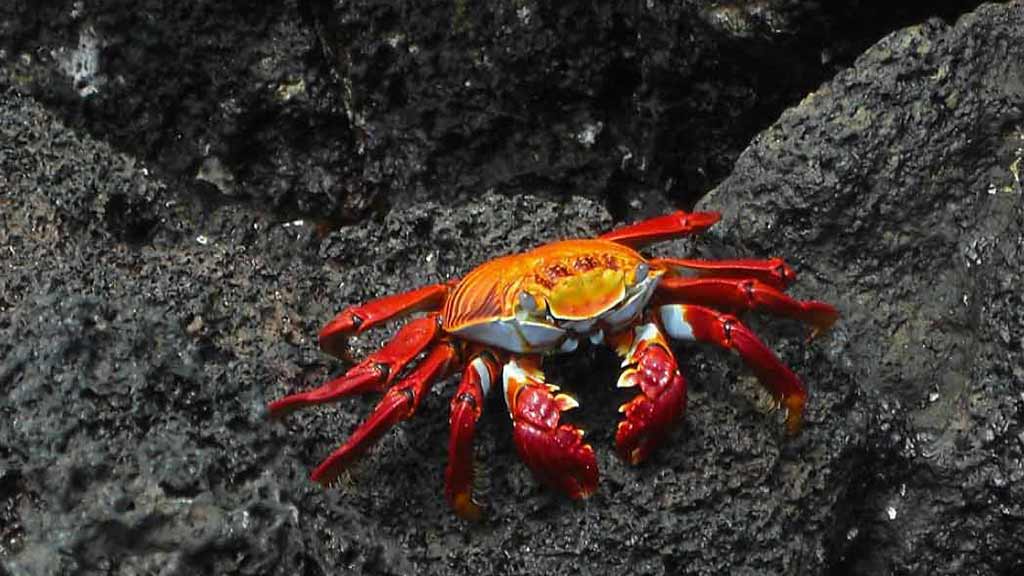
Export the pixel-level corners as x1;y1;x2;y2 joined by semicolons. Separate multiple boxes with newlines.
608;323;688;465
649;257;796;290
654;277;838;338
503;356;598;499
599;211;721;248
268;314;442;418
319;281;454;358
658;304;807;435
445;350;502;521
310;341;460;486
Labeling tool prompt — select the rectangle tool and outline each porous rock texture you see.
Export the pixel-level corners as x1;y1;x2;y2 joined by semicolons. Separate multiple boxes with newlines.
0;0;987;219
1;1;1022;575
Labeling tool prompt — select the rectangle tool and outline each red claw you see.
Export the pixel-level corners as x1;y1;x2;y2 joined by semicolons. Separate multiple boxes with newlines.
504;359;598;499
613;325;687;465
512;387;598;499
616;345;687;465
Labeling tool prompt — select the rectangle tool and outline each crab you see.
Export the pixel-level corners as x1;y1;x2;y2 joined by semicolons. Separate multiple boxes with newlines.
269;210;838;519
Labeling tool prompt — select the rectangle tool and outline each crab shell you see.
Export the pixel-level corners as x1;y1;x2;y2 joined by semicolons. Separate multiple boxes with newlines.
442;239;664;353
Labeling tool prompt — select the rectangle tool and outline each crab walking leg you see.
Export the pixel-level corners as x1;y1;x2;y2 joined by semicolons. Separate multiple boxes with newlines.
654;277;839;338
649;257;796;290
319;281;455;358
268;314;442;418
608;323;688;465
658;304;808;434
310;342;459;486
503;356;598;499
445;351;501;521
599;211;721;248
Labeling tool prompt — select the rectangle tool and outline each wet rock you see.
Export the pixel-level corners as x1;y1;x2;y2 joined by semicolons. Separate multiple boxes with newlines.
1;77;846;573
314;0;990;213
702;3;1024;573
2;1;1023;576
0;0;363;220
1;0;988;221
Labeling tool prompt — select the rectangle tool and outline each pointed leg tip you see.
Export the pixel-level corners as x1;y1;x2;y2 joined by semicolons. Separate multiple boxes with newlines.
692;210;722;228
311;467;337;488
311;452;351;488
267;395;305;419
318;314;359;359
786;399;802;434
783;394;806;436
806;302;840;339
451;492;484;521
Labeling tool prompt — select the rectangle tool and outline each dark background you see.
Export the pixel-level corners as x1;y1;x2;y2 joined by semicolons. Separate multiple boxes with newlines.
2;1;1022;574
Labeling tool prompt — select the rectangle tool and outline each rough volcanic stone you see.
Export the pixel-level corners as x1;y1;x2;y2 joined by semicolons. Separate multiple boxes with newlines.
701;3;1024;573
1;0;989;222
2;1;1023;575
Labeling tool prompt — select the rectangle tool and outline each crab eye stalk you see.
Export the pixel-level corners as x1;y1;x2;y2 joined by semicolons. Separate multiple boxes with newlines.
518;290;540;316
632;262;649;286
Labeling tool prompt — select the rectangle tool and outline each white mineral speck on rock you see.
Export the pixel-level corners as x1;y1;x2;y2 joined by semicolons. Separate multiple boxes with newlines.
54;26;104;97
517;6;531;25
576;122;603;148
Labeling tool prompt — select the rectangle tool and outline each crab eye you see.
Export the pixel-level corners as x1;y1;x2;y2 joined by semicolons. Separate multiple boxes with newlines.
518;290;540;314
632;262;649;285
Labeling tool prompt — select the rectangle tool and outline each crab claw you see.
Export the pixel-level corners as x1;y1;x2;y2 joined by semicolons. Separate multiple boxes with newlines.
613;324;687;465
503;358;598;499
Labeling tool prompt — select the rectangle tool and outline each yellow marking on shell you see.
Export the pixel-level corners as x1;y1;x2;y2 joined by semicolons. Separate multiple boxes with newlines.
544;267;627;320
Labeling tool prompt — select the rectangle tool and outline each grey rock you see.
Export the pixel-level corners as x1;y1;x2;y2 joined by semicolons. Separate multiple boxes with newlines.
702;3;1024;573
2;1;1023;575
1;0;988;223
0;0;362;220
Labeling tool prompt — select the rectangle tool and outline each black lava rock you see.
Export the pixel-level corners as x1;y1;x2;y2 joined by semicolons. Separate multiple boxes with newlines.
2;1;1022;575
702;4;1024;573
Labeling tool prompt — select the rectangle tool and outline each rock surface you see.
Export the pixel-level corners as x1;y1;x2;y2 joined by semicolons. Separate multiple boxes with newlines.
1;1;1022;575
702;4;1024;572
0;0;988;220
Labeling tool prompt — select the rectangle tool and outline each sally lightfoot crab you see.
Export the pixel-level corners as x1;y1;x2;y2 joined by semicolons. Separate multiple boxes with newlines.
269;211;838;519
